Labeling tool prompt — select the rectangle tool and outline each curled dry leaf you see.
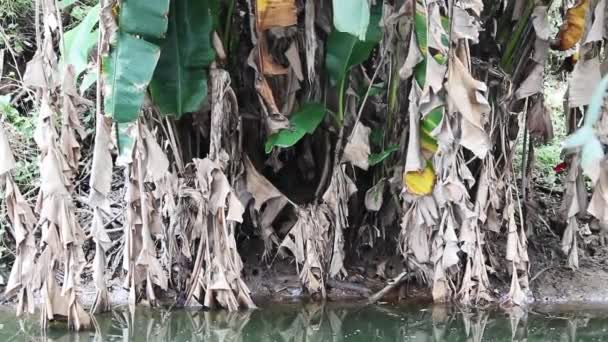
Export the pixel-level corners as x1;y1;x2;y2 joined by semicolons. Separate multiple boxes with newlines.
506;263;527;306
584;0;606;44
185;158;256;311
365;179;385;212
2;124;37;317
88;115;113;210
569;56;601;108
527;99;554;144
342;123;371;171
562;218;580;269
0;123;16;176
515;62;544;99
323;167;357;278
279;205;333;296
399;195;439;265
445;55;490;159
27;0;90;327
588;162;608;224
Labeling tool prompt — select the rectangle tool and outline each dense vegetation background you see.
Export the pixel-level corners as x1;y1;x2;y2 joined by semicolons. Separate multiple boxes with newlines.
1;0;607;331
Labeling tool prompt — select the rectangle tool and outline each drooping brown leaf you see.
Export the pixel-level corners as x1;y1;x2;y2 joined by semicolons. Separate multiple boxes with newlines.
588;162;608;229
527;98;554;144
515;62;544;99
585;0;606;44
569;56;601;108
445;55;490;158
90;209;111;314
322;167;357;278
184;158;256;310
551;0;589;51
88;115;113;210
342;123;371;171
562;218;580;269
365;179;385;212
279;205;333;296
0;123;16;176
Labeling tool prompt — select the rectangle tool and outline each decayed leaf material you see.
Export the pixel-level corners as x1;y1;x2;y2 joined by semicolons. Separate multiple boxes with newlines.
251;0;299;134
24;0;90;330
445;54;490;159
551;0;589;51
342;123;372;171
184;158;255;310
1;124;37;317
0;123;16;176
9;0;608;321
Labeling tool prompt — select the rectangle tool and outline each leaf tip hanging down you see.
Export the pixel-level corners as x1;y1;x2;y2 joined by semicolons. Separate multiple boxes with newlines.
0;123;16;176
265;103;327;153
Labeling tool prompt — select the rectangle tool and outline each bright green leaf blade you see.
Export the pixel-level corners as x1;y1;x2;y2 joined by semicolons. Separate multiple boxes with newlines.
150;0;215;117
369;128;384;147
414;1;428;55
369;145;399;166
119;0;170;39
332;0;370;40
326;31;358;87
357;82;385;99
414;58;427;87
62;4;100;80
421;106;443;134
348;40;377;68
104;33;161;123
265;103;327;154
365;3;383;42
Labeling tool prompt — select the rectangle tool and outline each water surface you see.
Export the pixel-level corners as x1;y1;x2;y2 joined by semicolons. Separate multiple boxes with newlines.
1;302;608;341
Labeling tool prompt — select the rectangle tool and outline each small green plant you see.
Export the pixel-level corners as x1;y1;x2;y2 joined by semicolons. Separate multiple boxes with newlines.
0;95;39;190
0;0;34;55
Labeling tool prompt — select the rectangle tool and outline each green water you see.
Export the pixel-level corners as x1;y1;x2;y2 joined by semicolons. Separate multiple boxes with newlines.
1;302;608;341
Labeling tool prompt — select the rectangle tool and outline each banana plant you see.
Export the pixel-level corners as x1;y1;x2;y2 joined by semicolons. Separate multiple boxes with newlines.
265;1;382;154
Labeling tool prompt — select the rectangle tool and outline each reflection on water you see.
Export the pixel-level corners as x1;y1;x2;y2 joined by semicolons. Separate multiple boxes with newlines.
1;303;608;341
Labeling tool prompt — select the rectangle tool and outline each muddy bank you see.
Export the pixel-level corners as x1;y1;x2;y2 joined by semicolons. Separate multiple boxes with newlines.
67;262;608;308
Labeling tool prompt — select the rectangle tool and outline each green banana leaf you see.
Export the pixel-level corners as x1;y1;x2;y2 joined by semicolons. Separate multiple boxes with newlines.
265;103;327;154
414;1;428;55
119;0;170;39
62;4;100;82
150;0;215;117
103;0;170;123
369;145;399;166
326;4;382;87
103;32;161;123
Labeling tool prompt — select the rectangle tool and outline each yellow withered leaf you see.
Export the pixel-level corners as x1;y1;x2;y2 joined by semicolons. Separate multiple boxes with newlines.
403;162;436;196
256;0;297;30
551;0;589;51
